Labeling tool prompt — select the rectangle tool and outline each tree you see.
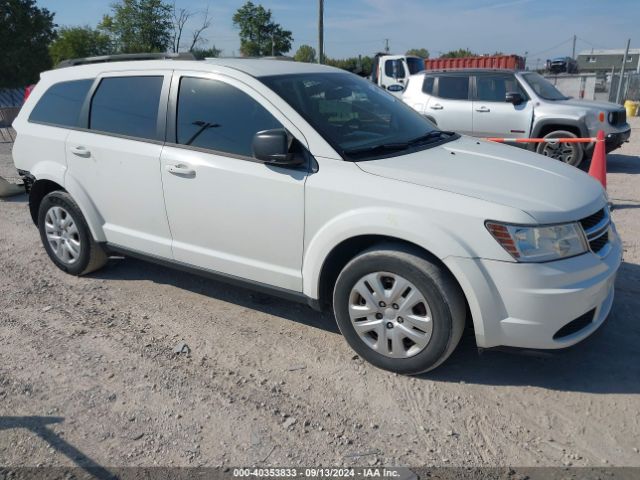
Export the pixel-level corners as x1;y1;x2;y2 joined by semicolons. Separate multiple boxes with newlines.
324;56;373;77
99;0;173;53
191;46;221;60
232;1;292;57
171;3;212;53
0;0;56;88
49;26;113;65
406;48;429;59
188;6;211;52
441;48;477;58
294;44;316;63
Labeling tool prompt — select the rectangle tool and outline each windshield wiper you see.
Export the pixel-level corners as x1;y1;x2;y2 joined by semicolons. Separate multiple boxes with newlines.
343;142;410;156
407;130;455;145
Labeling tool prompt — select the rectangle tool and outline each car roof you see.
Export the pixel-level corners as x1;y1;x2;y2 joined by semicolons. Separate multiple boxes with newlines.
41;58;342;82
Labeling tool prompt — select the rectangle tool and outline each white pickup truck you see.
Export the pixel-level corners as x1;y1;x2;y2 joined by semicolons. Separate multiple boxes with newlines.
371;54;425;96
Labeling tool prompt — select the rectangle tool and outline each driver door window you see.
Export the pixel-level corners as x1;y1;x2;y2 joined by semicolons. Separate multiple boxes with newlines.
160;74;307;291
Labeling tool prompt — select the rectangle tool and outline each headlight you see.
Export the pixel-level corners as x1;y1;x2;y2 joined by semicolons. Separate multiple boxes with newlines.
486;221;588;262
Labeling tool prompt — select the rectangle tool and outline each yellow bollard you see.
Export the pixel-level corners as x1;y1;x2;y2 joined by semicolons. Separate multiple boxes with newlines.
624;100;638;118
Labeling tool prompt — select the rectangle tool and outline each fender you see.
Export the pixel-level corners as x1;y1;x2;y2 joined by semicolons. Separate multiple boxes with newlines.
530;117;589;139
301;206;475;299
31;162;106;242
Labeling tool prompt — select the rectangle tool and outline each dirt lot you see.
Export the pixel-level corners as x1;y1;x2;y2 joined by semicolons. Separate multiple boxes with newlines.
1;120;639;470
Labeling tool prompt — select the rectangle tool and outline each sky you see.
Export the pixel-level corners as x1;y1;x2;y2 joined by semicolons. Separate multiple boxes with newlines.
40;0;639;66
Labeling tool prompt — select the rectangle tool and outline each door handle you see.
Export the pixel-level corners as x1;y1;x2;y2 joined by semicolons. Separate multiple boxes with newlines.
475;106;491;113
166;164;196;177
70;146;91;157
430;104;443;110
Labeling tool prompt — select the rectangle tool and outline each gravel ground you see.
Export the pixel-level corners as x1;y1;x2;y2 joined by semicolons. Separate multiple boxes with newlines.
1;120;639;470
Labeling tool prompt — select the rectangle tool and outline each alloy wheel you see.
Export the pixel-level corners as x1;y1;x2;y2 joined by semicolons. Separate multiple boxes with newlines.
44;206;81;265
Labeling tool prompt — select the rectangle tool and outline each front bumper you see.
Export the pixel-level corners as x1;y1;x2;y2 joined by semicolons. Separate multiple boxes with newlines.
445;227;623;350
605;128;631;153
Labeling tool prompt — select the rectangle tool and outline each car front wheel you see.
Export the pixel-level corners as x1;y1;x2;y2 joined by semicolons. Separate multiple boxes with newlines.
536;130;584;168
332;244;466;375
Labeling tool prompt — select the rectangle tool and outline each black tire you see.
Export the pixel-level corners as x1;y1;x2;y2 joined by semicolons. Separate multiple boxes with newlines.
37;191;108;275
536;130;584;168
332;243;466;375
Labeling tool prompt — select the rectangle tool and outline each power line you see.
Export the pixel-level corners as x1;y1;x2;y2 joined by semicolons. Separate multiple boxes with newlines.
526;37;574;58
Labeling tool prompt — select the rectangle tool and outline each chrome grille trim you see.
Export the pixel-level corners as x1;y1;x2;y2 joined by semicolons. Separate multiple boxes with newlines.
579;208;611;256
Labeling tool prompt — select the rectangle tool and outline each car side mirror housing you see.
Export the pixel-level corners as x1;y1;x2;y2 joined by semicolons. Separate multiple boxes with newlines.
506;92;524;105
252;129;303;166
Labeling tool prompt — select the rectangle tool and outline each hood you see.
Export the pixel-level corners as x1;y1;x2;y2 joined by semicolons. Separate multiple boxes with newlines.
356;136;605;224
553;98;623;111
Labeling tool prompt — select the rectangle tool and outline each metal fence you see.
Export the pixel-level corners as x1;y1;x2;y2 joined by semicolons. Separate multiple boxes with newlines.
0;88;25;108
609;72;640;103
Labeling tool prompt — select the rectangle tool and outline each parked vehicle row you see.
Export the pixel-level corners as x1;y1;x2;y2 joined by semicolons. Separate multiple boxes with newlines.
12;57;622;373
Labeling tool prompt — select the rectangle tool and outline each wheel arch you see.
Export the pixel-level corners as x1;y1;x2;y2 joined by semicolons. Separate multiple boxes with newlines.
29;172;106;242
531;119;586;139
312;234;472;330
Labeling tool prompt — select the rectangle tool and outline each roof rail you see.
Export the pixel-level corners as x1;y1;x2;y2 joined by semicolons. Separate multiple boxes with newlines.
55;52;196;69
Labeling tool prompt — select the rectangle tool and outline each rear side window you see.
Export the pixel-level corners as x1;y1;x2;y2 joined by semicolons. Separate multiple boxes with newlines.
29;79;93;127
422;76;435;94
176;77;281;157
437;75;469;100
90;76;163;140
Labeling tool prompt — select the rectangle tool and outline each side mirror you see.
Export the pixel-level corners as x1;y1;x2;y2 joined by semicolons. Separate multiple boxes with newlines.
505;92;524;105
252;129;303;167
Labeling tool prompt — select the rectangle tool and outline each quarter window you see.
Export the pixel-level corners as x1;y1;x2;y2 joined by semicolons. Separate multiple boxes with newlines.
475;74;527;102
90;76;163;140
176;77;281;157
437;75;469;100
29;79;93;127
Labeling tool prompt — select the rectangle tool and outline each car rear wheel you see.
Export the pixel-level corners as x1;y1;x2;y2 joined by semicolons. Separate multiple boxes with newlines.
536;130;584;168
332;244;466;375
38;191;108;275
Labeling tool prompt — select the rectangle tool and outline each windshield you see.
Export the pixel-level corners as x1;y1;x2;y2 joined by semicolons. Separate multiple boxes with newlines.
521;72;568;100
406;57;425;75
260;72;455;160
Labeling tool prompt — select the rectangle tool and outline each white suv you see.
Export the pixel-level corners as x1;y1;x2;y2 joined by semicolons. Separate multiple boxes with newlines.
12;57;622;374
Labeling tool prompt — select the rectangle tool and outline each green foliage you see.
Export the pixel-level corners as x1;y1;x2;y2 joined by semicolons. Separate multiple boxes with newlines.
406;48;429;59
232;1;292;57
191;46;222;60
294;44;316;63
0;0;56;88
49;26;113;65
441;48;477;58
324;56;373;77
99;0;173;53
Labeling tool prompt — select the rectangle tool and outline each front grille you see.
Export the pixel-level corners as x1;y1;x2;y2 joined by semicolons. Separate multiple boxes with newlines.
553;309;595;340
579;209;605;230
579;208;610;255
609;110;626;126
590;231;609;253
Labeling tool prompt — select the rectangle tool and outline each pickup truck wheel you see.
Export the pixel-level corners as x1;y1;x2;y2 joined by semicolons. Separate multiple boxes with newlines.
38;191;108;276
536;130;584;168
332;244;465;375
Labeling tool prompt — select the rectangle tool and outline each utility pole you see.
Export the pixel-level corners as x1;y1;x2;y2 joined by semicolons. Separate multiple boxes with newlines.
384;38;390;53
271;33;275;56
615;38;631;104
572;34;576;59
318;0;323;64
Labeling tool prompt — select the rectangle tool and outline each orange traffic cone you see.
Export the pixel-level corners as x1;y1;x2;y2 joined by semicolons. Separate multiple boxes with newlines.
588;130;607;189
